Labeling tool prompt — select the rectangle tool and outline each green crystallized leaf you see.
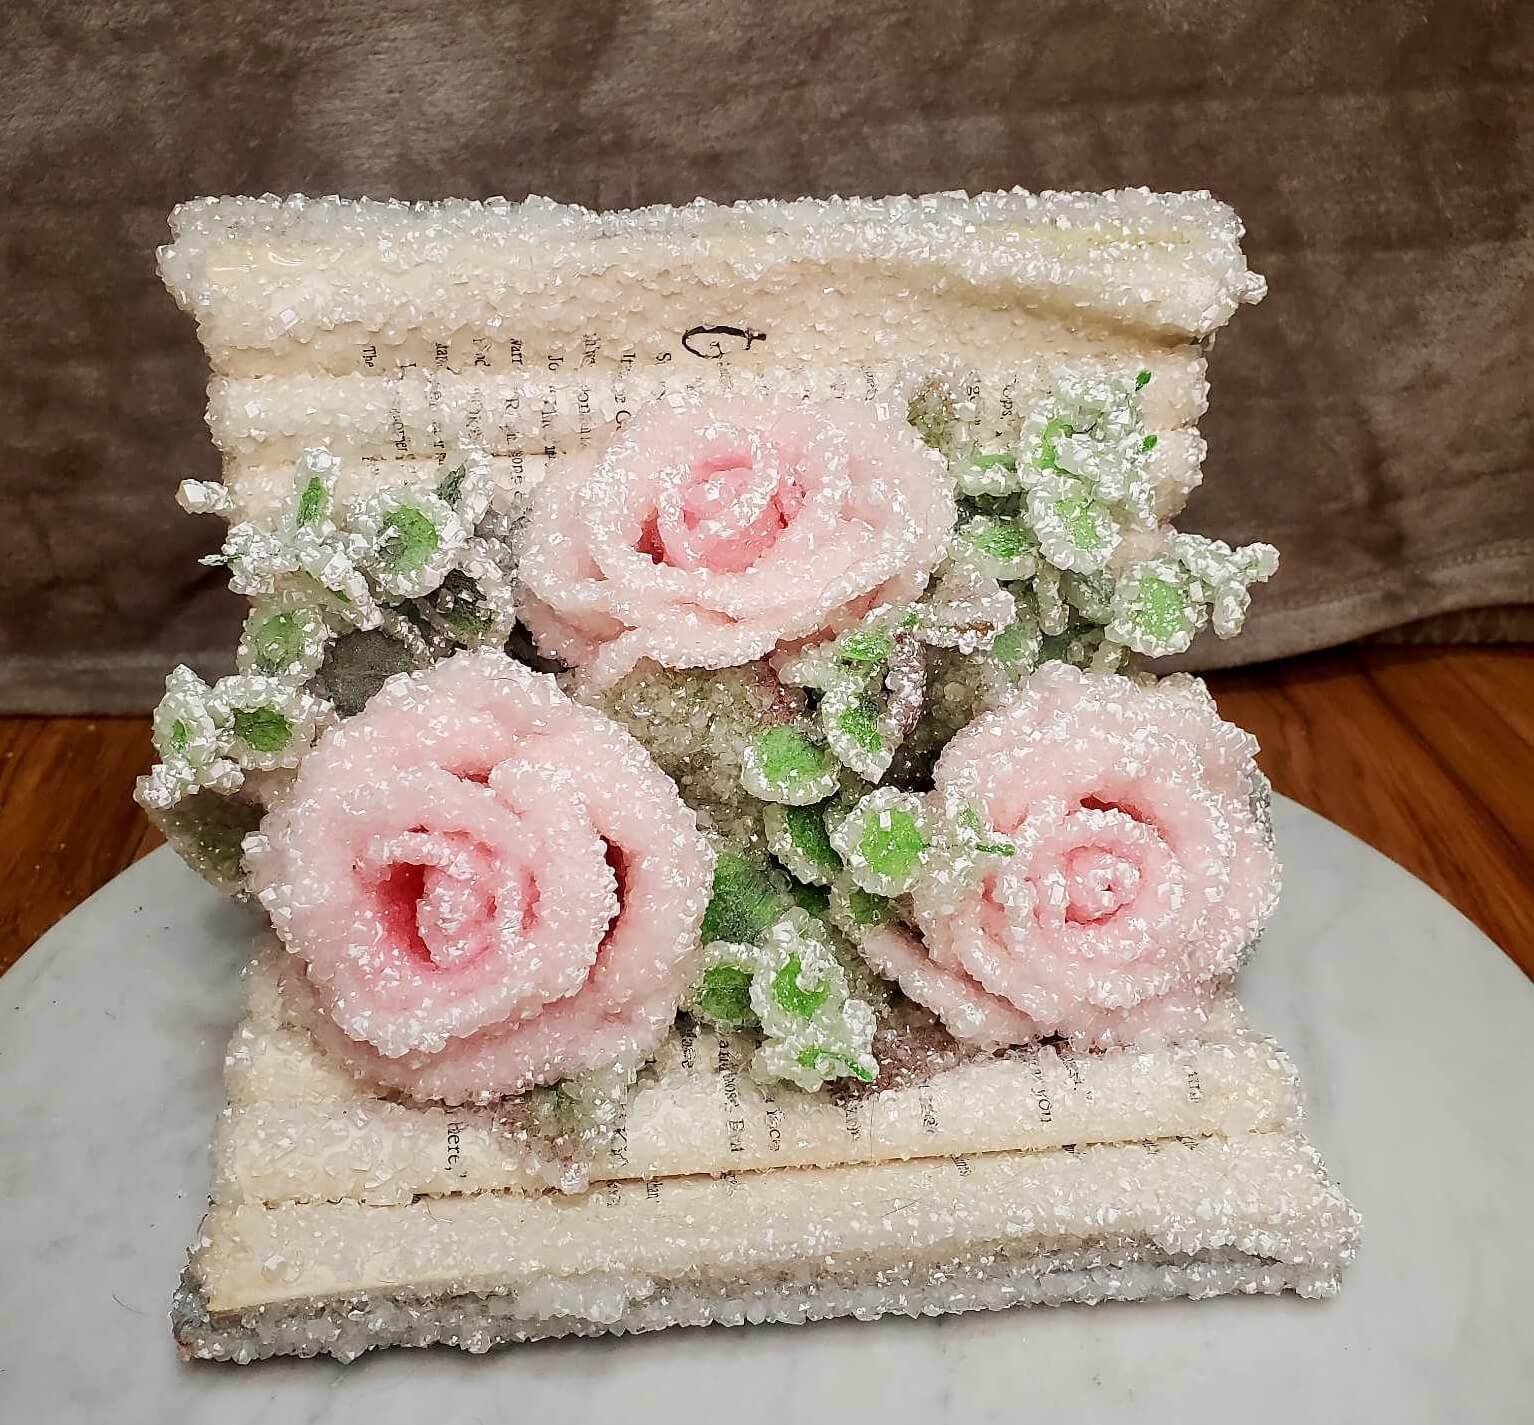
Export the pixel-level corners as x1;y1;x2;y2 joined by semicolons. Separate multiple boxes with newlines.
700;852;787;946
379;506;441;574
958;807;1016;857
435;464;469;506
1133;574;1194;642
796;1046;875;1082
964;517;1034;561
1053;493;1107;552
1036;415;1076;471
787;881;831;917
437;602;491;638
847;887;892;927
249;611;303;674
167;719;190;754
230;705;293;754
294;476;329;529
1142;434;1159;452
695;964;758;1028
990;622;1029;667
836;695;884;755
858;808;926;883
1136;368;1153;390
755;727;834;788
784;804;842;876
838;630;895;665
771;953;831;1019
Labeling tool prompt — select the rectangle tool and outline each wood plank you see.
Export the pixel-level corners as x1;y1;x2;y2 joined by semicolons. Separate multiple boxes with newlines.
1363;648;1534;883
0;648;1529;978
1208;648;1533;975
0;718;163;971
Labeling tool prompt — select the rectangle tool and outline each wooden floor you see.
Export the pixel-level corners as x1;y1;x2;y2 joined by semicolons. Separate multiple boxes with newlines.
1;645;1530;978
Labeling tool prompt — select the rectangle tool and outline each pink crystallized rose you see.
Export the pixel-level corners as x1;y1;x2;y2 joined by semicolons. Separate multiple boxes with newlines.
859;665;1280;1049
517;395;956;693
244;650;715;1104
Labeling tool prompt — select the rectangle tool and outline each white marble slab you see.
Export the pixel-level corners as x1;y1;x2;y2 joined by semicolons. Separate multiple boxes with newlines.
1;796;1530;1423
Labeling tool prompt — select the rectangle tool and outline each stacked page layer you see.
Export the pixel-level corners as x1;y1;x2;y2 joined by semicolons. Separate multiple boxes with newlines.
176;954;1358;1361
157;190;1264;524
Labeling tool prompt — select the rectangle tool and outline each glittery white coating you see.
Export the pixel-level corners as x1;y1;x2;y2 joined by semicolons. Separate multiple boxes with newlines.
516;394;955;694
869;665;1280;1048
200;356;1205;527
174;1130;1357;1361
217;947;1299;1205
145;186;1361;1360
158;189;1264;364
244;650;715;1102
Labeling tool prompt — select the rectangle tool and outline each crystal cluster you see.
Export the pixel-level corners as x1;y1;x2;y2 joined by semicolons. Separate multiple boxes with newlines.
152;189;1357;1356
687;908;878;1090
136;449;519;885
146;373;1285;1103
856;665;1280;1048
245;650;714;1104
517;395;955;694
146;372;1285;1097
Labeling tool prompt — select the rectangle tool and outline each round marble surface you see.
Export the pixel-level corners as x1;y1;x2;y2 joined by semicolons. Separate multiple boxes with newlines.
2;796;1531;1423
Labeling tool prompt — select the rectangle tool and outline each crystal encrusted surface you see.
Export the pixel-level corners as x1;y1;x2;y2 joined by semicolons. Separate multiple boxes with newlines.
153;186;1359;1360
158;189;1258;524
214;948;1301;1207
173;949;1361;1362
177;1130;1359;1363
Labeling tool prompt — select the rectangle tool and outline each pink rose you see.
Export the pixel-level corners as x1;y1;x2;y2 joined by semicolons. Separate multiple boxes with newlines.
245;650;714;1104
517;396;956;693
861;665;1279;1049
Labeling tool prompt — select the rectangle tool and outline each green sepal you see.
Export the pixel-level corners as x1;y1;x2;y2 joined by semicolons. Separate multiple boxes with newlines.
1036;414;1076;471
835;694;883;755
771;953;831;1019
295;476;329;529
796;1045;875;1082
229;706;293;754
699;851;788;946
837;630;894;665
756;727;834;786
694;964;758;1028
379;505;441;574
783;805;841;876
435;464;469;506
246;610;303;675
858;807;927;883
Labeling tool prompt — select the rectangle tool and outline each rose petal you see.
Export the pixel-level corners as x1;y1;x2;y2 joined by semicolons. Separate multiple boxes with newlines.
247;650;715;1100
518;396;955;692
884;665;1279;1045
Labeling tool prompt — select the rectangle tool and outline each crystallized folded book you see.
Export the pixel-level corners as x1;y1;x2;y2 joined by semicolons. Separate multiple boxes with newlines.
142;188;1359;1363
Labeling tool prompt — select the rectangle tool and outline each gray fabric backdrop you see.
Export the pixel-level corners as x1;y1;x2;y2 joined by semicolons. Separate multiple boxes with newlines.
3;0;1530;713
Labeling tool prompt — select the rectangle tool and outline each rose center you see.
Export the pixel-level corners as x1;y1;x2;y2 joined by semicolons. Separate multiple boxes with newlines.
647;435;803;573
373;832;514;971
1062;845;1141;923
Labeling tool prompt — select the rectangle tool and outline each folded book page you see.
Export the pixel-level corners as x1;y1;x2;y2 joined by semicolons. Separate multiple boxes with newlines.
157;190;1258;525
161;190;1355;1360
218;949;1302;1209
185;1130;1360;1359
